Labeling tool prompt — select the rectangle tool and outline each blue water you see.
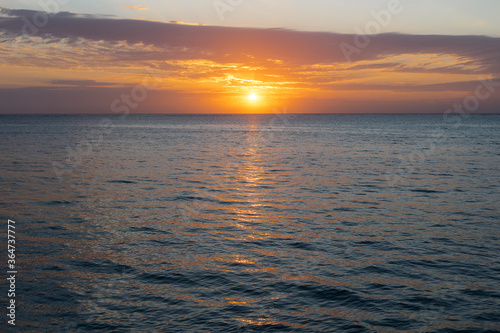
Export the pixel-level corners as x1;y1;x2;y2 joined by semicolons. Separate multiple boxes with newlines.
0;114;499;332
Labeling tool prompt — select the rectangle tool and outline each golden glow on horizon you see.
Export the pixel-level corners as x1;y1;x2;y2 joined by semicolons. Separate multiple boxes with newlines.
0;32;492;114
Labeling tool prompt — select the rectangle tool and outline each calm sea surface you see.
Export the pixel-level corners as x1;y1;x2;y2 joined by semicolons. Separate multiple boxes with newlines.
0;114;499;332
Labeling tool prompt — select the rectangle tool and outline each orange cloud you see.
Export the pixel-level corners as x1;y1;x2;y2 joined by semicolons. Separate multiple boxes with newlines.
122;5;149;11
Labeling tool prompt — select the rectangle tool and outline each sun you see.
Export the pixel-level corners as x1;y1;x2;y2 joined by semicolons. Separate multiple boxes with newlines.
248;93;257;101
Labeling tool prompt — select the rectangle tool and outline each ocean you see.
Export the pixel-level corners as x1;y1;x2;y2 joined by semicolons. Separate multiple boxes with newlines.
0;114;499;332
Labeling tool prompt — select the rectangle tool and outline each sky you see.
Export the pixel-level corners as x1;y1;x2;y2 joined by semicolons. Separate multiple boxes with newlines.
0;0;499;114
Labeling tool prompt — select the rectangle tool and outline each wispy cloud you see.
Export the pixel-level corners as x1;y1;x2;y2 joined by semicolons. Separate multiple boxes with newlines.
121;5;149;11
48;79;117;87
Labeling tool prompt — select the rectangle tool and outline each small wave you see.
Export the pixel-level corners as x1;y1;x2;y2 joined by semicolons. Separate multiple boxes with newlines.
410;189;442;193
107;180;138;184
75;260;136;275
138;272;198;287
288;241;317;251
45;225;68;231
127;226;170;235
41;200;74;206
333;207;356;212
42;265;66;271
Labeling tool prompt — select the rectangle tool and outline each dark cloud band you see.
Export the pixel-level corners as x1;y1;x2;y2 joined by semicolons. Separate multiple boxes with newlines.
1;8;499;71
